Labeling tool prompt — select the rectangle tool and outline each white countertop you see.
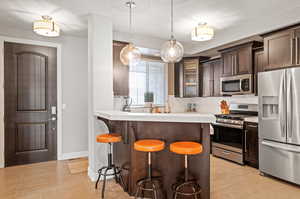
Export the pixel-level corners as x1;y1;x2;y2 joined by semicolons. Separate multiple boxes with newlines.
244;116;258;123
94;111;216;123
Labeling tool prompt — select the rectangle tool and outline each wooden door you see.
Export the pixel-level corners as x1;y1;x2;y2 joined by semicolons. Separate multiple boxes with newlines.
245;123;259;168
213;59;222;96
237;46;252;75
221;51;236;77
254;49;264;95
4;42;57;166
202;62;214;97
264;29;294;70
113;41;129;96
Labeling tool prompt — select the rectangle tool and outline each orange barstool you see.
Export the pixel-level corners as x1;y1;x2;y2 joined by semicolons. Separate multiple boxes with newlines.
95;133;124;198
170;141;203;199
134;139;165;199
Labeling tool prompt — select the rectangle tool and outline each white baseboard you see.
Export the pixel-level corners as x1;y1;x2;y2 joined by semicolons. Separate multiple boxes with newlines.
88;166;98;182
61;151;88;160
0;162;4;168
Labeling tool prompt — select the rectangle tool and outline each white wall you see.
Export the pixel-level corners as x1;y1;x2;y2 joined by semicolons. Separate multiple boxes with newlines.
0;26;88;166
0;41;4;168
87;14;114;181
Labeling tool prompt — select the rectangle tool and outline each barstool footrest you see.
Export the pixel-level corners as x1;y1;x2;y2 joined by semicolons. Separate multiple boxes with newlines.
172;180;202;198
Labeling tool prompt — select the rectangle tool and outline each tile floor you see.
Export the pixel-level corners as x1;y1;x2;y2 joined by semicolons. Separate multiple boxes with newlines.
0;156;300;199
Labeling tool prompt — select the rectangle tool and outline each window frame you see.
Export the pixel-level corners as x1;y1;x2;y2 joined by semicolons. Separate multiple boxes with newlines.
129;57;168;107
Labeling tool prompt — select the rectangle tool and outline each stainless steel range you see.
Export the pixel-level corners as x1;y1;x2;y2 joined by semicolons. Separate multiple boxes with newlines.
212;103;258;164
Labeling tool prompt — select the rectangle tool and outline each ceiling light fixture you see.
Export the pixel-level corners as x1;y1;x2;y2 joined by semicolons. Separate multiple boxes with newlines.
191;23;214;41
120;0;141;66
33;16;60;37
160;0;184;63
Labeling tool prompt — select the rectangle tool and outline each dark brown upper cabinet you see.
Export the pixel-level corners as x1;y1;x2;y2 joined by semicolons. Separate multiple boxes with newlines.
254;49;264;95
113;41;129;96
174;56;209;98
219;41;263;77
263;29;294;70
200;58;222;97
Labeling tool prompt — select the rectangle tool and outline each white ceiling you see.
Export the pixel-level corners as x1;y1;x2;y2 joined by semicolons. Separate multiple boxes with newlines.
1;0;300;54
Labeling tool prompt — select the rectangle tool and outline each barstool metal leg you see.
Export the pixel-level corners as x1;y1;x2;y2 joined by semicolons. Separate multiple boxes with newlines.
101;168;109;198
95;166;105;189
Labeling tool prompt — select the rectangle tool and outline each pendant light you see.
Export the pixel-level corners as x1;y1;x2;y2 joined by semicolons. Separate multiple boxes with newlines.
160;0;184;63
191;22;214;41
33;16;60;37
120;0;141;66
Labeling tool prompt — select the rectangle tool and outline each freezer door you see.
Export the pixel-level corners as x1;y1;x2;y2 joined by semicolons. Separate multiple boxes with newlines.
259;139;300;185
287;68;300;145
258;70;287;143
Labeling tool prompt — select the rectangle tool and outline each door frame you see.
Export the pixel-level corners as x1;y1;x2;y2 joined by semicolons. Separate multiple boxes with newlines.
0;36;62;168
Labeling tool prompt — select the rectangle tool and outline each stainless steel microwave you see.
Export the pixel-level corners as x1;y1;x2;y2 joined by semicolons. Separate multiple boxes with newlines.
220;74;253;95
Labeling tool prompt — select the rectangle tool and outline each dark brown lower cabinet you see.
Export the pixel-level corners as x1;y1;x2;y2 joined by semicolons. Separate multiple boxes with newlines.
244;122;259;168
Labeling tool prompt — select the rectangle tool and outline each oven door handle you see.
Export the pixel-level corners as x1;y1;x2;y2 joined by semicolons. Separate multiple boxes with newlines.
212;122;244;129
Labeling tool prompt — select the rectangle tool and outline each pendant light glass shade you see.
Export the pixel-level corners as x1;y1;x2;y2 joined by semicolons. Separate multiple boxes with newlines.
33;16;60;37
120;43;141;65
191;23;214;41
161;39;184;63
160;0;184;63
120;1;141;66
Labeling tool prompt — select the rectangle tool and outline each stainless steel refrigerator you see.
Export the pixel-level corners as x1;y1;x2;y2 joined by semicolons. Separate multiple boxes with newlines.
258;67;300;185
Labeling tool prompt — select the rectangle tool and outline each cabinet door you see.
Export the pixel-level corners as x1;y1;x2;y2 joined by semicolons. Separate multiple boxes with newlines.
254;50;264;95
183;59;199;97
237;46;252;75
245;123;259;168
213;59;222;96
202;62;213;97
294;28;300;65
113;42;129;96
221;51;236;77
174;61;184;97
264;30;294;70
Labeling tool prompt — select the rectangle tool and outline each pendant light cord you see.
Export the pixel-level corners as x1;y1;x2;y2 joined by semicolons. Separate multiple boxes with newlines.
171;0;174;39
129;0;133;43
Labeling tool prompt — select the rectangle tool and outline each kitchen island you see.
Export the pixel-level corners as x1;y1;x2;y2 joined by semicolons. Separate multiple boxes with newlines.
95;111;215;199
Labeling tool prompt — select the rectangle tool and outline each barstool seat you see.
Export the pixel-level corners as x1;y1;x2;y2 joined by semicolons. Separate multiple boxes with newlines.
134;139;165;199
97;133;122;143
134;139;165;152
95;133;124;198
170;141;202;155
170;141;203;199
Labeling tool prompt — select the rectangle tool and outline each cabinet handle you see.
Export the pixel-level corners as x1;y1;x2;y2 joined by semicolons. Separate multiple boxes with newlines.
244;129;248;152
231;56;234;75
247;124;258;128
291;38;294;65
296;37;299;65
235;55;238;75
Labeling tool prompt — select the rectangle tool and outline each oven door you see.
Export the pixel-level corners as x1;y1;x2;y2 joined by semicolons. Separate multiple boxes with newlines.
212;125;245;164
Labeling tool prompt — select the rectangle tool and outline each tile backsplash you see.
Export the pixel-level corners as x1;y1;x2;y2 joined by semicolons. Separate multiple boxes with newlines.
168;95;258;114
115;95;258;114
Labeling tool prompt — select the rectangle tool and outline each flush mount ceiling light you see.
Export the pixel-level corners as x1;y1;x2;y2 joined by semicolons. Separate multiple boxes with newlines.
120;0;141;66
191;23;214;41
160;0;184;63
33;16;60;37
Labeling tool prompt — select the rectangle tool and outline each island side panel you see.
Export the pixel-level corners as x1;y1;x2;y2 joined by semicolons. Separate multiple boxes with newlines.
128;121;210;199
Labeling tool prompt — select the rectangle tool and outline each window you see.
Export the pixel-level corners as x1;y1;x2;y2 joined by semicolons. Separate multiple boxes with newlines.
129;60;167;105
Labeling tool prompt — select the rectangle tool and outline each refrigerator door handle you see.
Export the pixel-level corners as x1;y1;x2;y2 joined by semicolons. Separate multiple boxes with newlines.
262;140;300;153
279;72;286;138
287;71;293;139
